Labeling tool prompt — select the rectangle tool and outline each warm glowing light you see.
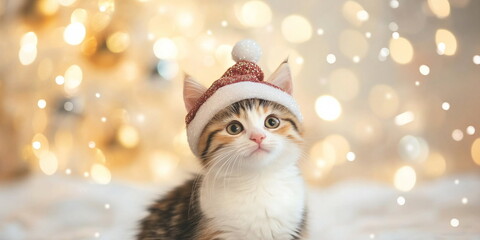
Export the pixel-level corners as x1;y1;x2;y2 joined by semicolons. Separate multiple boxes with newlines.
389;22;399;31
310;141;337;173
38;0;59;16
64;101;74;112
281;15;312;43
19;32;38;65
317;28;324;35
329;68;359;101
71;8;88;23
397;196;406;206
153;38;178;59
474;55;480;65
150;151;179;179
239;1;272;28
428;0;450;19
326;54;336;64
346;152;356;162
105;203;110;209
98;0;115;13
37;99;47;109
450;218;459;227
356;10;369;22
471;138;480;166
65;169;71;175
462;197;468;205
64;22;86;45
452;129;463;141
117;125;139;148
390;0;399;8
32;133;49;158
342;1;368;26
91;163;111;184
395;111;415;126
435;29;457;56
466;126;475;135
423;151;446;177
369;85;399;118
215;44;235;68
394;166;416;192
107;32;130;53
389;37;414;64
58;0;76;7
324;134;351;165
315;95;342;121
39;152;58;175
419;65;430;75
442;102;450;110
64;65;83;92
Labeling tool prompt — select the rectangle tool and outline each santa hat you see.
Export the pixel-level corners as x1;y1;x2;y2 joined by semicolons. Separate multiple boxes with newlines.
184;39;303;157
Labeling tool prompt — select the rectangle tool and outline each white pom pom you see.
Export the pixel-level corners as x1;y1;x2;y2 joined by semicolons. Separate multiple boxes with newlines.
231;39;262;63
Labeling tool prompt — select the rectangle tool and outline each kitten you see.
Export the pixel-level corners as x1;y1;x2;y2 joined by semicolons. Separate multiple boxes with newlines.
137;61;307;240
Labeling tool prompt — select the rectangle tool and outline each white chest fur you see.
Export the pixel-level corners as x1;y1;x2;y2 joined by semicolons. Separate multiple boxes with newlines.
200;165;306;240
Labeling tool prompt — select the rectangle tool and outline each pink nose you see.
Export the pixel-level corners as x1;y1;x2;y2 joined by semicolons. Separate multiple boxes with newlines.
250;132;266;144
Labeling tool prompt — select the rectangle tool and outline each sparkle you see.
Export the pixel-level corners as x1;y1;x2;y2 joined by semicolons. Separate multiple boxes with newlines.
137;114;145;123
32;141;41;149
369;233;375;239
326;54;336;64
397;196;406;206
450;218;459;227
295;57;304;65
389;22;399;31
474;55;480;65
94;232;100;238
346;152;356;162
419;65;430;75
415;81;420;86
37;99;47;109
88;141;96;149
84;172;90;177
65;168;71;175
207;30;212;35
466;126;475;135
392;32;400;39
356;10;369;21
101;117;107;122
442;102;450;111
95;92;101;98
452;129;463;141
317;28;324;35
64;101;74;112
454;179;459;185
437;42;446;55
390;0;399;8
352;56;360;63
365;32;372;38
461;197;468;205
55;75;65;85
105;203;110;209
221;20;228;27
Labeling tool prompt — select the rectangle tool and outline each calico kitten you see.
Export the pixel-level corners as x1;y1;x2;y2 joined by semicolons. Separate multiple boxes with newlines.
138;61;307;240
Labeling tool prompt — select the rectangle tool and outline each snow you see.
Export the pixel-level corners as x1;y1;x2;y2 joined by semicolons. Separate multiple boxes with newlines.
0;174;479;240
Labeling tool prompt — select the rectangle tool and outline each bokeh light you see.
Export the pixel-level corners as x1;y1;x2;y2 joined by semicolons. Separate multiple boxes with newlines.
153;38;178;59
107;32;130;53
150;151;179;180
339;29;368;60
39;152;58;176
471;138;480;166
281;15;312;43
117;125;140;148
394;166;417;192
435;29;457;56
315;95;342;121
428;0;451;19
389;37;414;64
91;163;112;184
64;22;86;45
239;1;272;28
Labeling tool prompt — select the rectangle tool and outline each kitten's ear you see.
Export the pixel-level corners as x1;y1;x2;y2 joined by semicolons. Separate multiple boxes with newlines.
267;59;293;94
183;75;207;112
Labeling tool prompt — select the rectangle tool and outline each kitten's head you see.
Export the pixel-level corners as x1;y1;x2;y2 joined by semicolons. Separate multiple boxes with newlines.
184;61;303;172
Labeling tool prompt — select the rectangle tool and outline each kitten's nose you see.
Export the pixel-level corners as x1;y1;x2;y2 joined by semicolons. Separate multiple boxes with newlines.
250;132;266;144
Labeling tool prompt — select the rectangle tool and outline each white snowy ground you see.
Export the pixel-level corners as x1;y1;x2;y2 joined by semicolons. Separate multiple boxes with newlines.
0;174;479;240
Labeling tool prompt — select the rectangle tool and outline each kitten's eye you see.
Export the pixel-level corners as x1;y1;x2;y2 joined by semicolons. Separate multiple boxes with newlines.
265;116;280;129
226;121;244;135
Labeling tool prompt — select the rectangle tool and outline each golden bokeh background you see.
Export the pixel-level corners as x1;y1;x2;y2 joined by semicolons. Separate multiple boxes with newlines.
1;0;480;194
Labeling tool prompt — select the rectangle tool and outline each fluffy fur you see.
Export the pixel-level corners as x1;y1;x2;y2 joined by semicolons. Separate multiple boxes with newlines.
138;61;307;240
